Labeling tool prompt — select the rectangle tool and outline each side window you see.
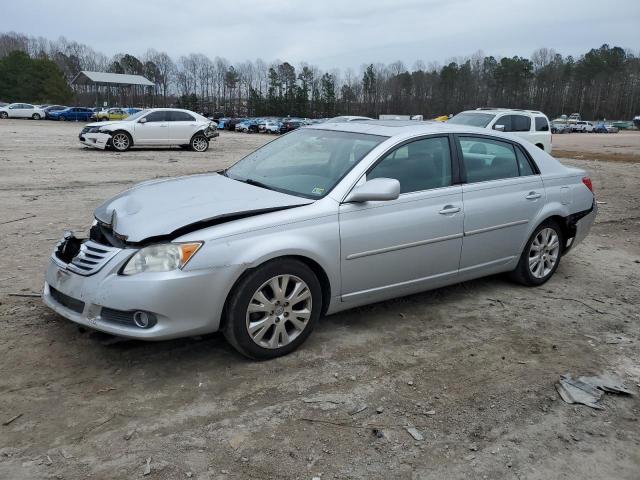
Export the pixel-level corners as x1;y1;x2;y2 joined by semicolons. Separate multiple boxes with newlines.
515;147;535;176
494;115;512;132
169;111;196;122
512;115;531;131
144;111;167;122
459;137;520;182
367;137;452;194
535;117;549;131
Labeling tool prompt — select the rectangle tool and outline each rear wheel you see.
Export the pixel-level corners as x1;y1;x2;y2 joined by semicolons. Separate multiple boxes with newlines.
111;131;132;152
190;134;209;152
223;259;322;359
510;220;563;286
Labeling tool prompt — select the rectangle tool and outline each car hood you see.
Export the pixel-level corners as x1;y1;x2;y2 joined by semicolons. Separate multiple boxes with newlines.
86;121;121;128
94;173;312;243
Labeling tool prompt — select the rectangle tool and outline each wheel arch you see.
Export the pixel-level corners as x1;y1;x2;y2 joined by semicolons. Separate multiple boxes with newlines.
220;254;333;329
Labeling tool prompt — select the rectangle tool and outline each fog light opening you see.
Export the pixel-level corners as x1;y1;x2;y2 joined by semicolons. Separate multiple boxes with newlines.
133;311;154;328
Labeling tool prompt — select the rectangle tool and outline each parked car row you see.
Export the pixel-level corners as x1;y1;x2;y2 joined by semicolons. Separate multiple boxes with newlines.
216;116;330;135
0;103;143;121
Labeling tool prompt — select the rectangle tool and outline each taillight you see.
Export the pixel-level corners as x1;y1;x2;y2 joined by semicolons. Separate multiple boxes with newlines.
582;176;594;192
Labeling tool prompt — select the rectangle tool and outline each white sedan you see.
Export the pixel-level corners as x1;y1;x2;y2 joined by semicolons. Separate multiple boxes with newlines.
79;108;219;152
0;103;46;120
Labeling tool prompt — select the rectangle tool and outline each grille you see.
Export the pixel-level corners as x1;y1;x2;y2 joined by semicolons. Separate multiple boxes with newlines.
101;307;135;326
66;240;120;276
50;287;85;314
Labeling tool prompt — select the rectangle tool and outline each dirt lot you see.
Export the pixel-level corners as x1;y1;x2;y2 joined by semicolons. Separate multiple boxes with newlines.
0;120;639;480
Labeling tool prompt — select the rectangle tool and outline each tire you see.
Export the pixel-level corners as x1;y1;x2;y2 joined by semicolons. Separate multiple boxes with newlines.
0;112;7;119
190;134;209;152
32;113;41;120
223;258;322;359
111;131;132;152
59;116;66;121
510;220;563;286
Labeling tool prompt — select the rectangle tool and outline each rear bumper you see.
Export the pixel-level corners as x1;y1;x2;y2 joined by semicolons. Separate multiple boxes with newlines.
565;201;597;253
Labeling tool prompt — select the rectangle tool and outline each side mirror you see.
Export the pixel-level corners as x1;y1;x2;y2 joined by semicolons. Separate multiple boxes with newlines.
345;178;400;203
493;124;505;132
139;117;147;124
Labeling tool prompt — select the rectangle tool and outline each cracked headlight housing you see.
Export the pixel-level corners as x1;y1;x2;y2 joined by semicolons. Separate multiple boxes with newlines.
122;242;202;275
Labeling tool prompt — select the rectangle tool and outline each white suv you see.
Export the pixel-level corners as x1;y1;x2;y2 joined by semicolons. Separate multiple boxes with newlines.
79;108;218;152
448;108;552;152
571;121;594;133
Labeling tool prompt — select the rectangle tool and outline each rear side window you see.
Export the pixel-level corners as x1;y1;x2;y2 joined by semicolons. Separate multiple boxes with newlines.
515;147;535;176
368;136;452;194
169;111;195;122
535;117;549;131
495;115;531;132
459;137;520;183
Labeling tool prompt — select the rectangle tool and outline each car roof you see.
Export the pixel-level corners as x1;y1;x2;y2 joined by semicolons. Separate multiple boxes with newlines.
459;108;547;116
305;119;530;140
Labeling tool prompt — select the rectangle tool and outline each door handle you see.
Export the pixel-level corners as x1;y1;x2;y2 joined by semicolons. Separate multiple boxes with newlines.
439;205;461;215
525;191;542;200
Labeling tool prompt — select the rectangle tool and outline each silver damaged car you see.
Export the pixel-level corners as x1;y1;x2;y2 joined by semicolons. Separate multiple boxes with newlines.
43;121;597;359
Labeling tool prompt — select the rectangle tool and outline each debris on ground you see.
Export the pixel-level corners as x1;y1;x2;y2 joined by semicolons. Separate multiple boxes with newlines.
372;428;385;439
143;457;151;476
556;373;633;409
2;413;23;425
405;426;424;441
349;404;367;415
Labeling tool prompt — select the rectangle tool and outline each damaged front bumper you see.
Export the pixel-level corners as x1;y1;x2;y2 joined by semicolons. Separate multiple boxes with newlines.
79;132;111;150
42;233;236;340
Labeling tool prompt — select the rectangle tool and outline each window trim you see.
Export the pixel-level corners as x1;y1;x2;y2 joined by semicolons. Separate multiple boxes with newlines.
360;134;460;197
453;133;540;185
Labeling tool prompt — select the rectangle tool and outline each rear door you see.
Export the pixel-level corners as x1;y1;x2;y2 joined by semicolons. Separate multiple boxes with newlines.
455;134;544;274
134;111;170;144
168;111;198;143
532;116;551;150
339;135;463;303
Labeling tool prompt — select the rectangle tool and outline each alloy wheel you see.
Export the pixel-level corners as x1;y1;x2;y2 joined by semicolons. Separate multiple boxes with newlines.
245;274;312;349
192;136;208;152
112;133;129;151
528;227;560;278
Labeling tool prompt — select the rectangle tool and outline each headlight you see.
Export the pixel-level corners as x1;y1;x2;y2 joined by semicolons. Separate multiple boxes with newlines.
122;242;203;275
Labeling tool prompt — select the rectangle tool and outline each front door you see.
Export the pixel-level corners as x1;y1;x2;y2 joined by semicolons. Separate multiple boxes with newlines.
134;111;170;144
455;135;545;273
339;135;463;304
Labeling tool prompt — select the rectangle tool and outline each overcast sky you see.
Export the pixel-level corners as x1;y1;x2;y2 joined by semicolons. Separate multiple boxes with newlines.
2;0;638;70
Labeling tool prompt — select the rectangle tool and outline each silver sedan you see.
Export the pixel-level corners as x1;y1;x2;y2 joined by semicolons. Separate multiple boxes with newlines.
43;121;596;359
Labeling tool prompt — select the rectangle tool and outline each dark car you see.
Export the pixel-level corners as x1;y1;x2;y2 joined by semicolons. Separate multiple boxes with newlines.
225;118;245;131
279;120;304;134
44;105;68;119
48;107;94;121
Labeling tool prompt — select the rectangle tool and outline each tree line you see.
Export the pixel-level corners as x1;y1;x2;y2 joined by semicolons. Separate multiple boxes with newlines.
1;31;639;120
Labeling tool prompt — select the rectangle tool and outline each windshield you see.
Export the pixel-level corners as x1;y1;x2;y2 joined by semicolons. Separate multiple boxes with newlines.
448;112;496;128
226;128;387;199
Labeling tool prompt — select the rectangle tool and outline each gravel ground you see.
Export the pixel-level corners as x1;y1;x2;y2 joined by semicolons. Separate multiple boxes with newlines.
0;120;639;480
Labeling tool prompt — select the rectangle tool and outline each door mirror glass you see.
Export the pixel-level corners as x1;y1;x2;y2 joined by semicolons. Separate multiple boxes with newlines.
345;178;400;203
493;124;505;132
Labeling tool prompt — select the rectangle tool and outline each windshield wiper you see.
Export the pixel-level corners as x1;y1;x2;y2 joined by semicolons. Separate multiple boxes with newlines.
243;178;276;191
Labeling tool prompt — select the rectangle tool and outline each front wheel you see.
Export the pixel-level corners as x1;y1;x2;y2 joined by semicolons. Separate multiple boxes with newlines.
32;113;41;120
111;131;132;152
0;112;8;119
190;134;209;152
223;259;322;359
510;220;563;286
58;116;66;121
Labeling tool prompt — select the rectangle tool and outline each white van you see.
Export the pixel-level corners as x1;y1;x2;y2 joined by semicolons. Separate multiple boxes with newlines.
448;108;552;152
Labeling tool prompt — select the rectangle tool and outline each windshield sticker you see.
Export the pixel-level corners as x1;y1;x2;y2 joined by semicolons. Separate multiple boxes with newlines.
311;187;325;195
